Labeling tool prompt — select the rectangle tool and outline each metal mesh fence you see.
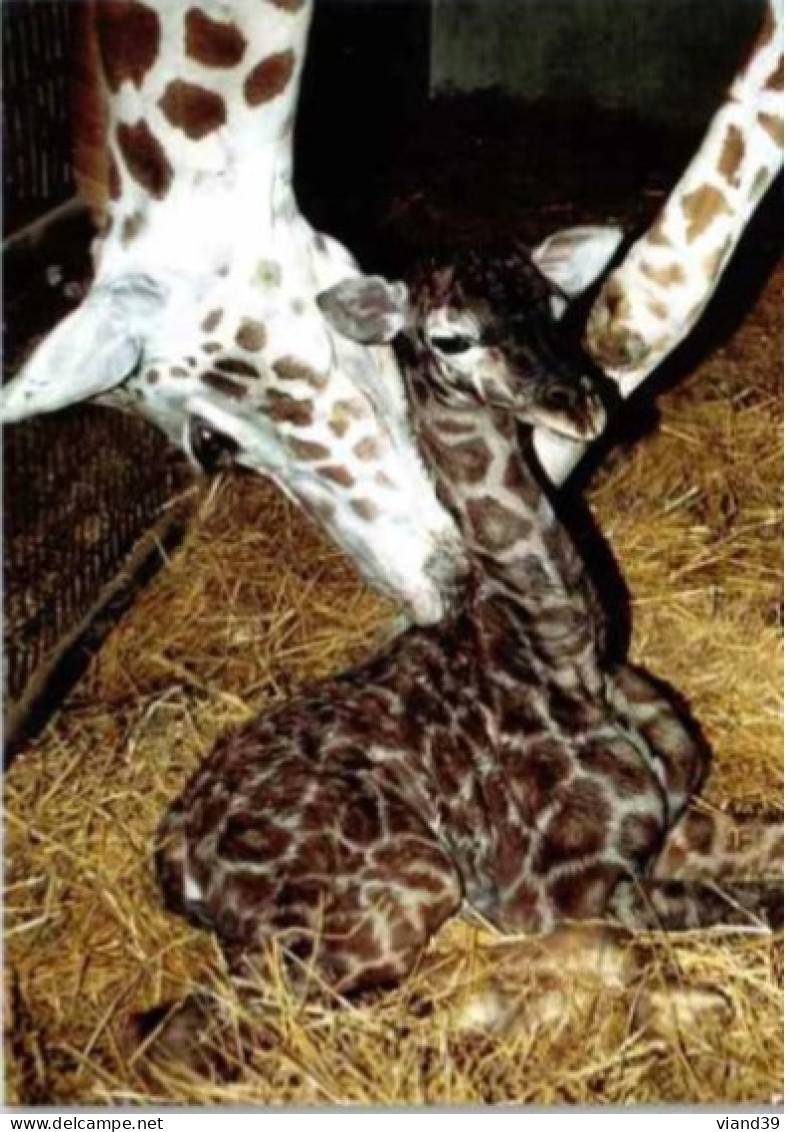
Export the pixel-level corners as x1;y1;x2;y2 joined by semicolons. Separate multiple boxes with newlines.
3;1;195;748
3;0;77;234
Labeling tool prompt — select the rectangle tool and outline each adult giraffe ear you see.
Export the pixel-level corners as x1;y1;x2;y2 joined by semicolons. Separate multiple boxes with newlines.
317;276;410;345
0;282;160;423
530;225;625;299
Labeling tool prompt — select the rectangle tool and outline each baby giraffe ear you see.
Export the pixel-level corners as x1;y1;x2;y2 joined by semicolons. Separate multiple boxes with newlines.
317;276;410;344
530;225;625;298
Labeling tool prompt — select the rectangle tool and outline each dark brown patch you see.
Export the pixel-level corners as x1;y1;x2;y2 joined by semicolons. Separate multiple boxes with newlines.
286;437;332;461
434;415;476;436
466;496;526;552
352;437;383;462
201;309;223;334
202;371;246;400
538;780;609;865
441;437;493;483
121;211;145;245
145;368;160;384
350;499;379;521
185;8;247;68
116;120;173;200
264;390;314;427
108;150;122;200
235;319;267;352
202;342;223;355
95;1;160;93
680;810;716;854
243;51;296;106
158;80;227;141
319;465;355;488
215;358;259;379
272;356;328;390
548;864;617;918
170;367;190;379
579;743;651;799
681;184;733;242
765;57;783;92
507;741;571;820
269;0;307;10
757;111;783;147
717;124;745;185
618;814;662;861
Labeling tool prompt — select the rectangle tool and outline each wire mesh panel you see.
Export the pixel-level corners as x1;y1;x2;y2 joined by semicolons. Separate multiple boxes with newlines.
2;4;196;750
3;0;77;234
3;410;191;708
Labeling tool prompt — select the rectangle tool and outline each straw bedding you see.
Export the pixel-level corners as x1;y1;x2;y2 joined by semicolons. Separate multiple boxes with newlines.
4;100;783;1105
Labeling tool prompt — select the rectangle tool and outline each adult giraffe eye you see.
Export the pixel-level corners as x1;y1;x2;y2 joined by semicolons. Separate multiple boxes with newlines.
430;334;475;356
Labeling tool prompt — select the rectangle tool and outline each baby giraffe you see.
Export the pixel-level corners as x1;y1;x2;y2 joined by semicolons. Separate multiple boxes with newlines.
145;238;781;1063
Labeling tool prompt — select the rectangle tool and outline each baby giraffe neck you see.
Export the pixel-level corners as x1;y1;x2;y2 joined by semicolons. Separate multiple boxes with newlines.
413;381;600;681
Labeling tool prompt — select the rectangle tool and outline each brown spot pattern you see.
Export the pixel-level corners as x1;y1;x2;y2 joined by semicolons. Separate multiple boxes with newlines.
757;112;783;147
244;51;296;106
717;124;745;185
618;814;661;860
272;356;328;390
466;496;526;552
185;8;247;68
319;465;355;488
442;437;494;483
765;57;783;92
201;310;223;334
351;499;379;521
264;390;314;427
108;150;122;200
121;212;145;245
235;319;267;352
352;437;383;462
286;438;332;461
329;399;367;437
158;80;227;140
202;372;246;400
750;164;775;202
215;358;259;379
96;1;160;92
646;298;669;321
681;184;733;241
269;0;307;10
116;120;173;200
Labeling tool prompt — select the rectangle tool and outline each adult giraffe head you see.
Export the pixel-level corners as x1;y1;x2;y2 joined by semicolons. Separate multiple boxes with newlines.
1;0;470;623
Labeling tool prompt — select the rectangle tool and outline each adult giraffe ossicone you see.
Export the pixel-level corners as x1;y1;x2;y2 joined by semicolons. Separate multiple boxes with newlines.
0;0;468;626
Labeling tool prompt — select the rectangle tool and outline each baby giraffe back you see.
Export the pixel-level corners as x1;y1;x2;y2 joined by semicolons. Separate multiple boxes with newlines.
154;247;782;1010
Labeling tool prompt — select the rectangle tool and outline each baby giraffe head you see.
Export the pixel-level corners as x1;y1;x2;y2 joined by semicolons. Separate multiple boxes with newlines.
318;225;623;444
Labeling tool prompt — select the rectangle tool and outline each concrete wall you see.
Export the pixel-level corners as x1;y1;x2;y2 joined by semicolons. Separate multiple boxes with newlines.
431;0;764;128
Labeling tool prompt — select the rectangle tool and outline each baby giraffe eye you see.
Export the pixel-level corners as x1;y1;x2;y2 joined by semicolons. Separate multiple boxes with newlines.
429;334;476;356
